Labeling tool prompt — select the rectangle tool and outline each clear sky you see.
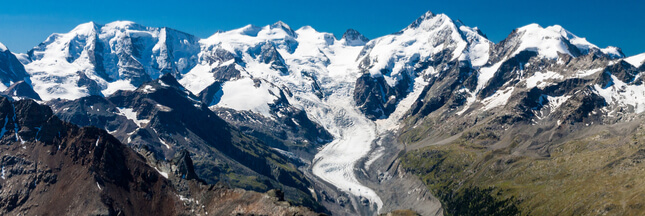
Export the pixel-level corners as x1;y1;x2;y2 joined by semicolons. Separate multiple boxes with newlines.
1;0;644;55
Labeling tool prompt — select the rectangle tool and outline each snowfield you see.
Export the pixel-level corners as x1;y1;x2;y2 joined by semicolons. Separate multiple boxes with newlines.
186;20;388;212
12;9;645;216
310;93;384;211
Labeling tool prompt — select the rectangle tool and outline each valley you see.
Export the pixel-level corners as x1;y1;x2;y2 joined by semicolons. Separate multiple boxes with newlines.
0;9;644;216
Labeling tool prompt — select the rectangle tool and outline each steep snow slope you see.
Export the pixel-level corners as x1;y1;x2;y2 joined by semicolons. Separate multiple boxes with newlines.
4;10;643;215
357;11;491;87
25;21;200;100
184;21;387;212
625;53;645;67
507;24;622;59
351;11;492;120
455;23;625;115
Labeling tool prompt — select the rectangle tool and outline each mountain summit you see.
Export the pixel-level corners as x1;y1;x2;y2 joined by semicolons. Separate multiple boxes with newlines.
1;10;645;216
342;29;369;46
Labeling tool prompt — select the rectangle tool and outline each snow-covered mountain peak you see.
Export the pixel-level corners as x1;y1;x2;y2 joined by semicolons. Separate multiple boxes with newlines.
103;20;139;29
601;46;624;59
24;21;201;100
506;23;621;59
264;21;297;38
295;26;336;45
341;29;369;46
69;21;100;34
0;42;31;92
509;23;581;59
625;52;645;67
233;24;263;37
544;24;598;53
270;21;296;34
407;10;436;29
202;21;300;54
358;11;491;84
405;12;454;33
295;25;328;37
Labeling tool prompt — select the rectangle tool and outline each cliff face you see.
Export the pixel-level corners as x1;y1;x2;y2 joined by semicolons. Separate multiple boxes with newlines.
45;75;323;212
0;97;319;215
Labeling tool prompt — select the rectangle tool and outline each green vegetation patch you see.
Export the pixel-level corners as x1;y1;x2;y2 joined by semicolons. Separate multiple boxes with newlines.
401;126;645;215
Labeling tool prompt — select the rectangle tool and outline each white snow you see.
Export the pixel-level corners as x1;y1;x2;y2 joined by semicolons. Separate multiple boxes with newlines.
159;138;170;149
24;21;200;101
625;53;645;68
525;71;564;89
510;24;620;59
179;64;219;94
154;167;169;179
1;166;6;179
311;94;384;212
513;24;574;59
574;68;603;78
96;182;102;190
13;15;635;215
141;85;156;93
216;77;278;117
546;95;571;111
355;13;491;87
457;60;507;115
601;46;623;58
178;195;196;203
116;107;150;127
594;74;645;113
95;137;100;146
482;87;514;111
13;53;31;65
375;76;428;132
102;80;136;96
155;104;173;112
477;60;505;91
195;20;390;211
0;42;7;51
363;147;384;171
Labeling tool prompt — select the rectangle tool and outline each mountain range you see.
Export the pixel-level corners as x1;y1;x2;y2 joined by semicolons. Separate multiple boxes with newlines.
1;10;645;215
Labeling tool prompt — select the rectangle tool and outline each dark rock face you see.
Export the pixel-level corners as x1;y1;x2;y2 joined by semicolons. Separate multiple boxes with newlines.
342;29;369;46
0;97;182;215
46;74;324;212
604;60;640;84
27;23;201;86
258;42;289;75
352;16;476;120
1;81;41;100
478;50;538;99
171;149;199;181
0;48;30;87
211;63;242;81
398;23;634;148
213;105;333;159
197;81;224;106
353;73;406;120
0;96;321;215
408;60;478;118
76;71;104;96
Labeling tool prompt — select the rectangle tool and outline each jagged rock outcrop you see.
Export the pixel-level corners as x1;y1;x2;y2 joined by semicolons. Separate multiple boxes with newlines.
342;29;369;46
1;81;41;100
0;43;30;88
0;96;321;215
46;74;326;212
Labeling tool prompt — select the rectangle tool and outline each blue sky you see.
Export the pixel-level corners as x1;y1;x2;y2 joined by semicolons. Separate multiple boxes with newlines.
1;0;644;55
